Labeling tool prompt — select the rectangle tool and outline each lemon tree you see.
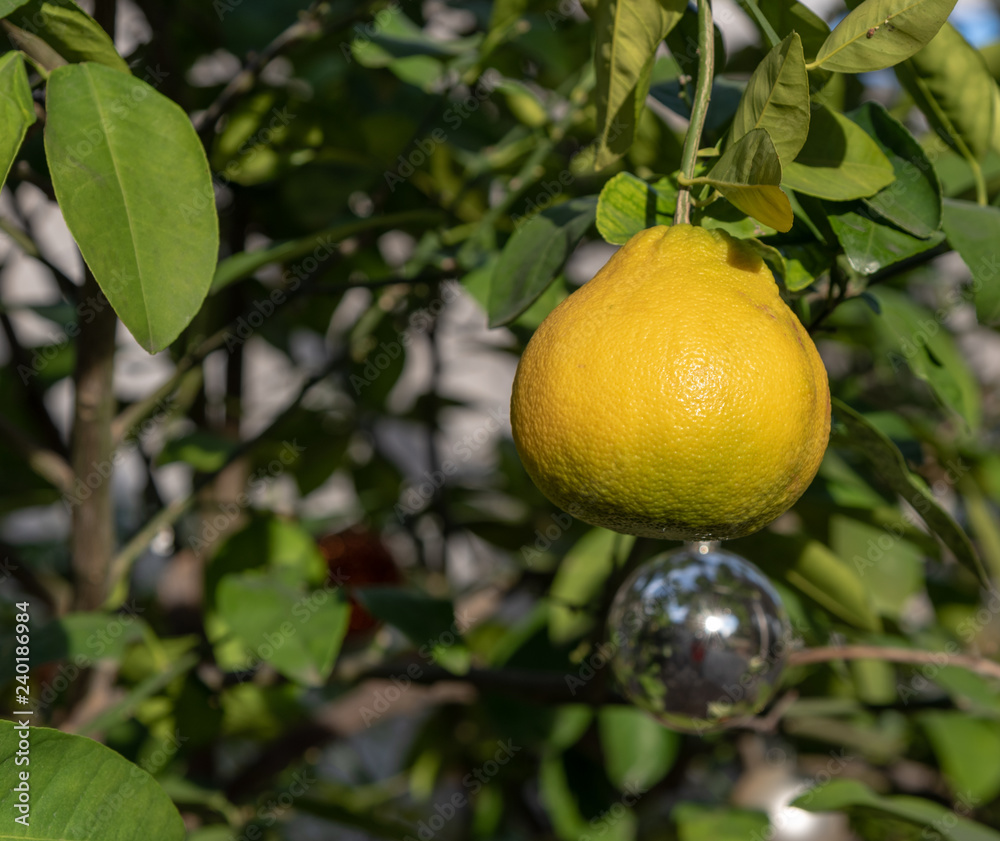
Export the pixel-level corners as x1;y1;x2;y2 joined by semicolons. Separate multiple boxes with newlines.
2;1;1000;840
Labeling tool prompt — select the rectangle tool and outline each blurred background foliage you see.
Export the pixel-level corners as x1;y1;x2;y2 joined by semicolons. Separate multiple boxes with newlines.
4;0;1000;839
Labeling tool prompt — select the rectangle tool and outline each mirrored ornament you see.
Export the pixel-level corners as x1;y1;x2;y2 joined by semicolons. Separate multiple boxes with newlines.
607;542;790;733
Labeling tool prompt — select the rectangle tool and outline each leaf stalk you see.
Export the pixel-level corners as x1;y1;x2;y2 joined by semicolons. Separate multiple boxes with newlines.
675;0;715;225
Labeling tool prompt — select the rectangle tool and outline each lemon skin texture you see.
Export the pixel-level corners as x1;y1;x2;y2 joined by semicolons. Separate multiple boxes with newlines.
510;224;831;541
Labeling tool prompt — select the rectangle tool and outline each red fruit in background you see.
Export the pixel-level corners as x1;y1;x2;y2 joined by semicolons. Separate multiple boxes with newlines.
317;527;400;634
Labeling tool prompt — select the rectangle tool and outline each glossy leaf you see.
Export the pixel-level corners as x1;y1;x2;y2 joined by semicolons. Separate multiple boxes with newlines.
14;0;129;72
728;33;810;165
826;204;944;275
831;399;985;585
810;0;957;73
0;52;34;191
702;129;793;232
216;570;350;686
0;719;186;840
848;101;942;237
596;172;675;244
868;288;981;429
45;62;218;352
941;198;1000;326
598;706;679;791
794;779;1000;841
589;0;686;170
782;104;895;200
895;23;998;160
489;196;597;327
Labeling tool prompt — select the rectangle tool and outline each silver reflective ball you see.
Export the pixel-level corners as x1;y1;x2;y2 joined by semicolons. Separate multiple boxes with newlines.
607;543;790;733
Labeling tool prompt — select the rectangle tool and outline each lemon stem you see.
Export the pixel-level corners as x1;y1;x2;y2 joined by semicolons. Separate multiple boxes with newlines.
675;0;715;225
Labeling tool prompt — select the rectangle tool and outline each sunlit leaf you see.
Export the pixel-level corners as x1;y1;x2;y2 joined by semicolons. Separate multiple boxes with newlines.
0;52;34;191
810;0;957;73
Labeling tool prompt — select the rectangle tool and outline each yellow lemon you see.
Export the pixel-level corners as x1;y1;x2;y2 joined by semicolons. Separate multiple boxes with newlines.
510;224;830;540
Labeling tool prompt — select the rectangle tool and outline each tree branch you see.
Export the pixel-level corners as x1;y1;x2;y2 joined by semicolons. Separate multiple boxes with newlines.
787;644;1000;682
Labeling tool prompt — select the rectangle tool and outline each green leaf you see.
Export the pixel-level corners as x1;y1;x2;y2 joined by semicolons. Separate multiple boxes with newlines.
848;101;942;237
782;242;833;291
728;33;810;165
157;430;238;472
809;0;958;73
919;712;1000;804
549;528;622;643
596;172;675;245
769;0;830;59
356;587;458;648
941;199;1000;326
489;196;597;327
13;0;129;72
782;103;895;200
868;287;980;428
702;128;793;232
672;803;770;841
216;570;349;686
45;62;218;352
795;778;1000;841
896;23;998;161
0;719;186;840
598;706;679;791
785;539;882;631
590;0;686;170
825;204;944;275
831;399;985;585
0;1;31;15
0;52;35;191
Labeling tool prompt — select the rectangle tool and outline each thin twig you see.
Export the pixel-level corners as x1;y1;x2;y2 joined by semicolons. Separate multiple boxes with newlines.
788;644;1000;682
0;412;73;494
674;0;714;225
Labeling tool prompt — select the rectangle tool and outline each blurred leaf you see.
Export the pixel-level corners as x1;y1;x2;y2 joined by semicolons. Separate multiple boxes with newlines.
829;514;923;619
549;705;595;752
588;0;686;170
673;803;769;841
785;539;881;631
809;0;957;73
0;52;34;191
941;199;1000;326
549;528;624;643
598;706;679;791
157;430;238;472
831;399;985;585
0;720;185;840
14;0;129;72
728;33;810;165
596;172;674;244
868;288;980;429
0;610;147;675
896;23;998;161
932;666;1000;716
540;754;635;841
702;128;794;232
356;587;458;648
782;104;895;200
795;778;1000;841
45;62;218;352
769;0;830;58
919;712;1000;803
0;1;31;15
489;196;597;327
848;101;942;237
216;570;349;686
